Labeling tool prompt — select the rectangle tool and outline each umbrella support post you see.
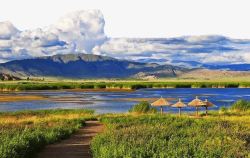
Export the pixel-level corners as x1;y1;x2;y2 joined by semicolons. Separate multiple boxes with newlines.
179;108;181;116
196;107;199;117
206;106;208;116
160;106;163;114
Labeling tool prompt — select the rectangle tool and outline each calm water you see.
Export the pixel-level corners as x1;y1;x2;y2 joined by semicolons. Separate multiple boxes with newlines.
0;88;249;114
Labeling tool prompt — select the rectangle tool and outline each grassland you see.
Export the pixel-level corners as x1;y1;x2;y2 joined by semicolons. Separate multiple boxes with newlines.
0;109;95;158
1;80;250;91
91;111;250;158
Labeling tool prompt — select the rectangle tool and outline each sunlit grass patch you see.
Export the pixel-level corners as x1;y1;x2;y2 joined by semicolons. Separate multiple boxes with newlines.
92;113;250;158
0;109;95;158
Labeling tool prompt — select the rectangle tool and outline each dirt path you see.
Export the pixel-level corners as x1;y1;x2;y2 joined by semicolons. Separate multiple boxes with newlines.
36;121;104;158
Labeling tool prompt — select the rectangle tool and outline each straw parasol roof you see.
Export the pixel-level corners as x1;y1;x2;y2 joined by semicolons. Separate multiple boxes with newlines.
203;99;214;107
188;96;205;107
172;98;187;116
188;96;205;116
151;97;170;106
172;98;187;108
151;97;170;114
203;99;214;116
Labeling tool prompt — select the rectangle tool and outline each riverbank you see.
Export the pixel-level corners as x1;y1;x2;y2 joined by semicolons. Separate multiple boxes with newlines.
1;81;250;91
0;95;46;102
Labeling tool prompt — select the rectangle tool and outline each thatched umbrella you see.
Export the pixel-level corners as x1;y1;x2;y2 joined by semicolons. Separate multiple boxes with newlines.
188;96;205;116
171;98;187;116
151;97;170;114
203;99;214;116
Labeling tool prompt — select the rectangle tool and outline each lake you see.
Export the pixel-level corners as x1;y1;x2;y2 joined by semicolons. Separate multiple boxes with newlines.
0;88;249;113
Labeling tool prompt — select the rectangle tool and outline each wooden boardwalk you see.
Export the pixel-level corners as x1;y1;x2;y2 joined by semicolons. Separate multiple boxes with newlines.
37;121;104;158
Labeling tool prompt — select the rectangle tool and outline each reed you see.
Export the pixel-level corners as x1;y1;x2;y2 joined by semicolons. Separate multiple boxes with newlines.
1;81;250;91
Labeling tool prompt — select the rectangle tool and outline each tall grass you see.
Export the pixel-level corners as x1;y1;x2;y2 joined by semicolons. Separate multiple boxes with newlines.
91;115;250;158
231;99;250;111
128;101;157;114
0;109;95;158
0;81;250;91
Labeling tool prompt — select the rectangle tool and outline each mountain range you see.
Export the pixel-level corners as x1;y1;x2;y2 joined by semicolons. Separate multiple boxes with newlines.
0;54;187;79
203;64;250;71
171;60;250;71
1;53;250;80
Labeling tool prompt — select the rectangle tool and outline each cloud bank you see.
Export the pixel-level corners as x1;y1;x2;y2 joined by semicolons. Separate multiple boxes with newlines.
0;10;250;66
0;10;106;62
93;36;250;66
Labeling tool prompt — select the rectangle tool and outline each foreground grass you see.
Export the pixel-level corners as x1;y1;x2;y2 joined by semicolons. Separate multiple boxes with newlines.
0;109;95;158
92;112;250;158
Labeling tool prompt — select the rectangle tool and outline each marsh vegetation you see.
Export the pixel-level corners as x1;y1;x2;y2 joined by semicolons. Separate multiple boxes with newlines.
1;81;250;91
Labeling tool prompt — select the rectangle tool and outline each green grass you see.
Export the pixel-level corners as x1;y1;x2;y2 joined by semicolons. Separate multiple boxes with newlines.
128;101;157;114
231;99;250;111
0;109;95;116
1;81;250;91
0;109;95;158
91;114;250;158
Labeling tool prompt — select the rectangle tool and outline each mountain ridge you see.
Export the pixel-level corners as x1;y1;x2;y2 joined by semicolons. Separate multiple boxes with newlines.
0;53;187;79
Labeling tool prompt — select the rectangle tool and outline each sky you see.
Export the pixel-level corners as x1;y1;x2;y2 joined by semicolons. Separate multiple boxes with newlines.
0;0;250;39
0;0;250;65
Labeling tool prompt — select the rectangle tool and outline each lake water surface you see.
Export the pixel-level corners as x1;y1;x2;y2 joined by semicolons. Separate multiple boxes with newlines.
0;88;249;113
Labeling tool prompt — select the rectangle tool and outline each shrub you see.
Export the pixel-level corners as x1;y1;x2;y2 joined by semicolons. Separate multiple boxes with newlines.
231;99;250;111
219;106;229;115
94;84;106;89
80;84;94;89
129;101;157;114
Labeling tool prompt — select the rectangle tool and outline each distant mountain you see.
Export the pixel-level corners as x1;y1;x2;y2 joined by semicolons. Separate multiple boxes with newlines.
166;60;250;71
0;73;21;81
179;68;250;80
0;54;187;78
171;60;203;68
203;64;250;71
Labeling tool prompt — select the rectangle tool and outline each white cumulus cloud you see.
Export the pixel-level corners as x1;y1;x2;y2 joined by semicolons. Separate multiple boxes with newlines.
0;10;106;62
0;21;19;39
49;10;106;53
